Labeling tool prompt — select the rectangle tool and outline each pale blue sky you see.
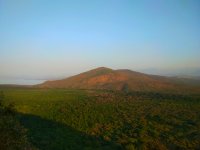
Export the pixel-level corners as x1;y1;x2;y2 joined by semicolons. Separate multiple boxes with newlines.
0;0;200;84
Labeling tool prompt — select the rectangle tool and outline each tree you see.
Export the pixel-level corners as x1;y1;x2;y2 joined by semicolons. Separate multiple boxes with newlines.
121;83;129;93
0;91;5;108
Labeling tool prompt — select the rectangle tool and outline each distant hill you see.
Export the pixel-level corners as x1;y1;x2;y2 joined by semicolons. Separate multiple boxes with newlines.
37;67;200;93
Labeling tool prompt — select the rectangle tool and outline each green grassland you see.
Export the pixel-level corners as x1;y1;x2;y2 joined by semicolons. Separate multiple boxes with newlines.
0;88;200;150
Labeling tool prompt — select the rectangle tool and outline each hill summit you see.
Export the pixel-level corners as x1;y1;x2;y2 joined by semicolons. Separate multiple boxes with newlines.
38;67;189;92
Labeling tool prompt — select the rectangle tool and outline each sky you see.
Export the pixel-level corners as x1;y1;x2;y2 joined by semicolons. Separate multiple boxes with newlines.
0;0;200;84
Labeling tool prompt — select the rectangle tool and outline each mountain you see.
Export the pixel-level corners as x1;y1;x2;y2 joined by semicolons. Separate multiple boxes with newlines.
37;67;200;93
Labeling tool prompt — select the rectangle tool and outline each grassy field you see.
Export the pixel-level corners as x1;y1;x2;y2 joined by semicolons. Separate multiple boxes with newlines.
0;88;200;149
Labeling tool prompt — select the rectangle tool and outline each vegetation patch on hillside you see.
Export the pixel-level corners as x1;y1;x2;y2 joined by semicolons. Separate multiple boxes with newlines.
1;89;200;149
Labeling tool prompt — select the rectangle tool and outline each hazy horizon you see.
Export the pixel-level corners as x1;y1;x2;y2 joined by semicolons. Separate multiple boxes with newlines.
1;0;200;84
1;66;200;85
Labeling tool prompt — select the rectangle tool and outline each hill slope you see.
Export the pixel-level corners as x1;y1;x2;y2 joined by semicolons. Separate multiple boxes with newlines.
37;67;200;92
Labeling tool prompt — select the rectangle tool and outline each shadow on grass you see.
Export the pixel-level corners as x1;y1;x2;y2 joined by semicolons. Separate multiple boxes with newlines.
17;113;121;150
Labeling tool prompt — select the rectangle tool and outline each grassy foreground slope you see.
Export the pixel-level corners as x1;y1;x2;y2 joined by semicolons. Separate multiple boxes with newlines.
0;91;36;150
1;88;200;150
